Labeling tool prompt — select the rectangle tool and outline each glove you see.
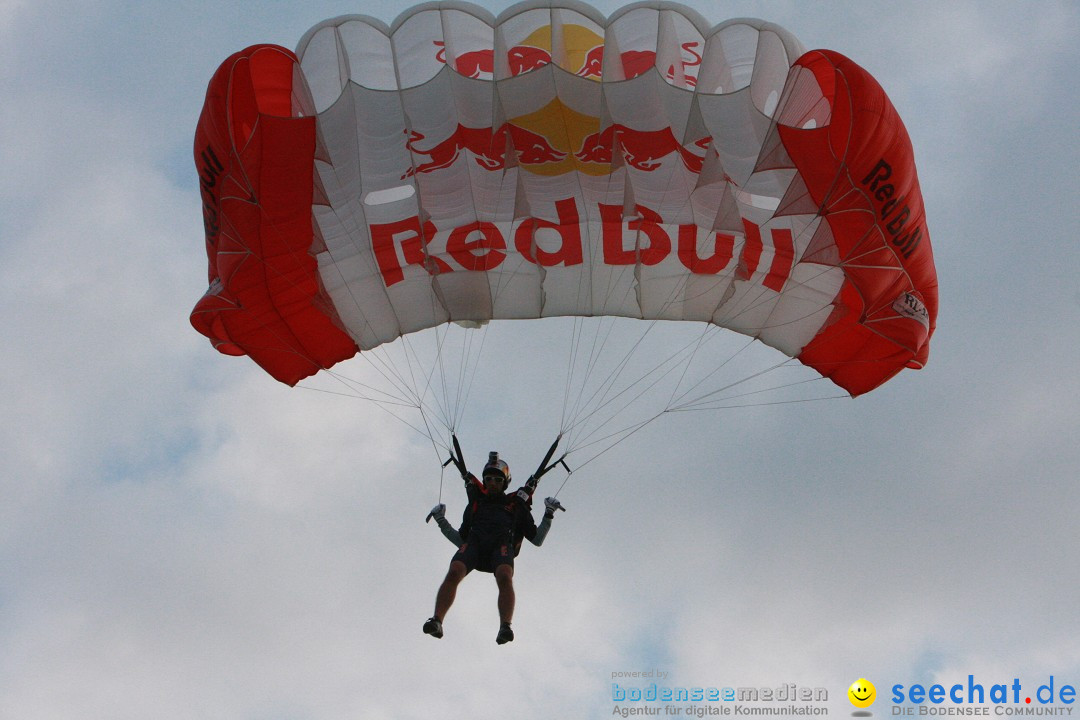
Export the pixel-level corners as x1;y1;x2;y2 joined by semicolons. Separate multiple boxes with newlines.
426;503;446;523
544;497;565;518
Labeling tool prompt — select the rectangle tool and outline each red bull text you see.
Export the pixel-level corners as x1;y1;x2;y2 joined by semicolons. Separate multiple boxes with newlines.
368;197;797;292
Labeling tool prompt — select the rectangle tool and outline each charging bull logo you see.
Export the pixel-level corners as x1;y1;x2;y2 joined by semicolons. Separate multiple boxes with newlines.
615;42;701;85
434;41;555;78
405;99;710;178
576;125;710;173
433;25;704;84
402;123;567;178
417;25;709;179
436;28;700;86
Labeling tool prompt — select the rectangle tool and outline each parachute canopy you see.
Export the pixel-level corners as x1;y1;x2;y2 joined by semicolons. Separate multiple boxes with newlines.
192;0;937;397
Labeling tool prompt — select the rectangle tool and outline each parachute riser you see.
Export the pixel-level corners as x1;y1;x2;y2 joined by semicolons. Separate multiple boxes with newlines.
525;435;571;493
443;433;468;479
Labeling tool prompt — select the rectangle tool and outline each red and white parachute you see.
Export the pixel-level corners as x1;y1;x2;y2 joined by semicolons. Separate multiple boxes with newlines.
192;0;937;463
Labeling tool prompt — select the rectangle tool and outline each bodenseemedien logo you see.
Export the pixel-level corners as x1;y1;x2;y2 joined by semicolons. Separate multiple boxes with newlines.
608;671;830;716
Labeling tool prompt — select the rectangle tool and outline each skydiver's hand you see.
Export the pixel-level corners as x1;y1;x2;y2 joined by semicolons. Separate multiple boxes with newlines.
426;503;446;523
544;497;565;518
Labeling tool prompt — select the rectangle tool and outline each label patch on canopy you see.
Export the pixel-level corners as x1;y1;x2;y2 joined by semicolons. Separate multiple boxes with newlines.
892;292;930;328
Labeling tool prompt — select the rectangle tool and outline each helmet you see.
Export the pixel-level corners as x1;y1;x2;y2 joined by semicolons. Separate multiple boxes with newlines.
483;451;510;484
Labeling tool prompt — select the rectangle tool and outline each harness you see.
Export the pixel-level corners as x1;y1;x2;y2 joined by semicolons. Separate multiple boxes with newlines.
468;491;526;546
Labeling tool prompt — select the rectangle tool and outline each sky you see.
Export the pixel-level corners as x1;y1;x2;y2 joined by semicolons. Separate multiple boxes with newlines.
1;1;1079;718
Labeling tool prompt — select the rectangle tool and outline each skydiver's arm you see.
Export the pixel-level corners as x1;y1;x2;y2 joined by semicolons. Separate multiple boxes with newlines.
528;513;553;546
528;497;565;547
427;503;464;546
436;516;462;546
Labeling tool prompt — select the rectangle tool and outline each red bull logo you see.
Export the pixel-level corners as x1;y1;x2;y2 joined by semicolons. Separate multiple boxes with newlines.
507;44;552;75
617;42;701;85
576;125;710;173
510;23;604;79
525;39;702;84
431;27;700;85
404;117;711;178
416;27;707;179
434;41;494;78
402;123;566;179
432;24;605;80
435;41;556;78
577;44;604;79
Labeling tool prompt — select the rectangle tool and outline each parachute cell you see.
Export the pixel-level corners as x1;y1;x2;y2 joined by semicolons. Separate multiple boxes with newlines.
192;45;357;384
191;1;937;397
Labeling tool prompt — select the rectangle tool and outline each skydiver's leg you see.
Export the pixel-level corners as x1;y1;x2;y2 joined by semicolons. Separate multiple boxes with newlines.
494;563;515;644
494;564;514;623
434;560;469;620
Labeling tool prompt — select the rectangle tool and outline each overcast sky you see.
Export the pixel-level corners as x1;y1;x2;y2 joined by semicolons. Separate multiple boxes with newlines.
2;1;1079;718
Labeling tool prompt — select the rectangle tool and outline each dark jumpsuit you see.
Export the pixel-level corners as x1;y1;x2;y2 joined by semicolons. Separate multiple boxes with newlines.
452;477;538;573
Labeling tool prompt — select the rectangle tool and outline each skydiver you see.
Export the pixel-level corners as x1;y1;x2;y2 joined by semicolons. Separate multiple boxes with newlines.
423;451;564;644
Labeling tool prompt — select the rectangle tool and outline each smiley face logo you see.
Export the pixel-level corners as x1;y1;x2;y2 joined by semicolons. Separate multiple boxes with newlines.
848;678;876;708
